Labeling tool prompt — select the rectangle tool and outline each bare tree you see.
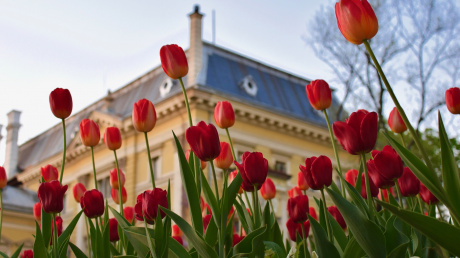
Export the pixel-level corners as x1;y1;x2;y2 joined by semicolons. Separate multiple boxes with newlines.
306;0;460;133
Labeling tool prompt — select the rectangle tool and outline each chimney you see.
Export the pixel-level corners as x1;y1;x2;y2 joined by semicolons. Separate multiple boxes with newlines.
0;124;3;144
187;5;204;86
4;110;21;179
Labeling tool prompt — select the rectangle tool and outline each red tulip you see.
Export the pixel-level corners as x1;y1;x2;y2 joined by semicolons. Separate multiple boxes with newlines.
398;167;420;197
234;152;268;191
123;206;135;223
72;183;86;203
109;218;119;242
104;127;122;150
309;207;318;221
360;173;379;199
109;168;126;190
335;0;378;45
50;216;63;245
173;235;184;246
286;218;310;241
306;79;332;110
214;142;234;170
229;170;243;194
419;183;439;205
379;187;395;202
160;44;188;79
233;234;245;246
81;189;105;218
388;107;406;133
288;186;303;198
134;188;168;224
297;172;309;191
20;250;33;258
260;178;276;200
79;119;100;147
203;214;212;234
367;145;403;189
328;206;346;229
40;165;58;182
132;99;157;132
287;195;309;223
49;88;72;119
111;187;127;204
445;87;460;114
214;101;235;129
0;166;6;189
333;109;378;155
345;169;358;186
172;224;183;237
33;202;41;223
38;180;68;214
299;155;333;190
186;121;221;161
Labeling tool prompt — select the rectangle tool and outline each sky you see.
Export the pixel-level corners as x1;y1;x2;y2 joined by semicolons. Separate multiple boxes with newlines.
0;1;338;164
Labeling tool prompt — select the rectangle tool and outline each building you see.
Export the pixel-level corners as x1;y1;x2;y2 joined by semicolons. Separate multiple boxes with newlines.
2;5;354;254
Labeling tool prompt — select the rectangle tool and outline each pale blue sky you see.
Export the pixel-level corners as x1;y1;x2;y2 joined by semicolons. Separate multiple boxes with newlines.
0;1;337;164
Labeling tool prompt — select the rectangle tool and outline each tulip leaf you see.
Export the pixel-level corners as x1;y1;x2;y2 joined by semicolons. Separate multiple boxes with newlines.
160;206;217;258
384;133;447;205
33;222;49;258
200;170;221;224
143;214;157;258
344;181;370;219
204;215;218;247
326;211;347;252
9;243;24;258
309;214;340;258
378;200;460;256
224;169;243;222
41;207;52;249
168;236;191;258
439;113;460;221
264;241;287;258
69;242;88;258
232;226;266;257
234;196;254;233
56;210;83;256
326;188;386;258
173;132;203;234
384;216;409;255
0;252;7;258
343;237;365;258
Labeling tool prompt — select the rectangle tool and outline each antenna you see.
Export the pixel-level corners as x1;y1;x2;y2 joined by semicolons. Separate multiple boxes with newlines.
212;9;216;45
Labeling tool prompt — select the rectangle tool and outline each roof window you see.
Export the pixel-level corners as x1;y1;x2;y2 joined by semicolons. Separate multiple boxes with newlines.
240;75;257;96
159;78;174;97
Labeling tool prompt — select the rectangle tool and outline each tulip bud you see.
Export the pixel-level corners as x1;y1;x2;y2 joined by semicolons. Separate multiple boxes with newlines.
172;224;183;237
299;155;333;190
123;206;135;223
186;121;221;161
333;109;378;155
203;214;212;234
335;0;378;45
51;216;63;240
81;189;105;218
0;166;6;189
160;44;188;79
38;180;68;214
214;101;235;129
79;119;100;147
232;234;245;246
104;127;122;150
72;183;86;203
419;183;439;205
260;178;276;200
286;218;310;241
33;202;41;222
360;173;378;199
288;186;303;198
388;107;407;133
445;87;460;114
345;169;358;186
367;145;403;189
306;80;332;110
173;235;184;246
397;167;420;197
379;187;395;202
234;152;268;191
109;168;126;190
20;250;33;258
297;171;309;191
49;88;73;119
309;207;318;221
287;195;309;223
214;142;234;170
185;149;207;169
109;218;119;242
40;165;59;182
111;187;127;204
132;99;157;132
134;188;168;224
327;206;346;229
229;170;243;194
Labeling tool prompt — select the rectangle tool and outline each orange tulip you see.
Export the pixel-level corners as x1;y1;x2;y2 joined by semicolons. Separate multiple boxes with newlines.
132;99;157;132
79;119;100;147
104;127;122;150
388;107;407;133
335;0;378;45
260;178;276;200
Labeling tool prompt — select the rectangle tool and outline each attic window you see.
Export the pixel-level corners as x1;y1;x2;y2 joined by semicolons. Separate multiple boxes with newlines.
240;75;257;96
160;78;173;97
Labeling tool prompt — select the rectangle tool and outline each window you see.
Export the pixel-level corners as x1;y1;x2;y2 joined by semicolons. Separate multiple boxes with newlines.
274;161;286;173
149;156;160;180
97;177;111;199
240;75;257;96
159;78;174;97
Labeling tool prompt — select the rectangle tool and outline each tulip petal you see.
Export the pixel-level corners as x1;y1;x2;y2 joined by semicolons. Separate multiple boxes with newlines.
333;121;362;155
360;112;378;153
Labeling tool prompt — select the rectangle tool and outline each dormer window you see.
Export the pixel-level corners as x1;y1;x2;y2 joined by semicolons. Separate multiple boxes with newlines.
159;78;174;97
240;75;257;96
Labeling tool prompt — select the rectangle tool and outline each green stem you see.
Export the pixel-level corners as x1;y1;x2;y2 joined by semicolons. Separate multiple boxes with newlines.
361;153;374;214
244;192;254;218
394;180;403;208
113;151;124;216
95;218;100;257
323;109;346;198
418;196;424;214
144;132;156;188
269;199;274;215
59;119;67;184
218;228;224;258
0;190;3;244
363;40;433;172
91;147;98;190
209;161;220;201
399;133;406;148
53;213;59;258
320;189;333;243
178;77;193;127
301;222;309;256
85;216;92;258
225;128;237;161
